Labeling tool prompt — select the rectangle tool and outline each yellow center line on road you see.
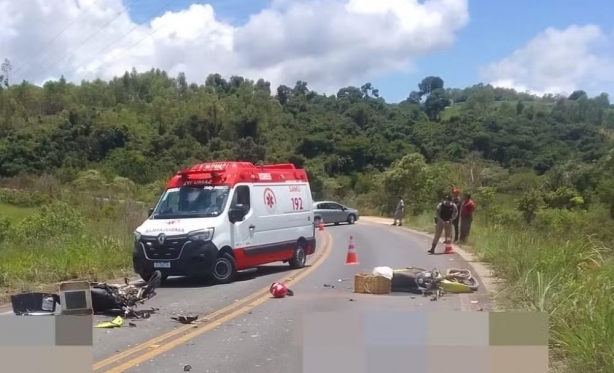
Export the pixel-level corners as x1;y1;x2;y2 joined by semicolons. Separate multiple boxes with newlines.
94;231;334;373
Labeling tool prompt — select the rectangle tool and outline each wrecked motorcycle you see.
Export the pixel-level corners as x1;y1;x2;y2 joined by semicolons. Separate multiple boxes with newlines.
88;270;162;317
391;267;480;296
392;267;444;296
10;271;162;317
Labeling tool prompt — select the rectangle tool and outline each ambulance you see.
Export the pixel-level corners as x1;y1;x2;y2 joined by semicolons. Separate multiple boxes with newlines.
132;161;316;284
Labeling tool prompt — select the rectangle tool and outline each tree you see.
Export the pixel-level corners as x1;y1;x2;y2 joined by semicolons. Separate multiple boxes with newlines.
568;90;587;101
383;153;433;215
0;58;12;87
423;88;450;121
418;76;444;96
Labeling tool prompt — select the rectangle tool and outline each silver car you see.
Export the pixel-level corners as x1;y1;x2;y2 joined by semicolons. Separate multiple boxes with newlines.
313;201;359;225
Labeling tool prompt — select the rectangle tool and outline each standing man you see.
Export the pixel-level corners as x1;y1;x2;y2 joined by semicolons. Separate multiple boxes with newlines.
428;195;458;254
459;192;476;243
392;197;405;226
451;188;462;243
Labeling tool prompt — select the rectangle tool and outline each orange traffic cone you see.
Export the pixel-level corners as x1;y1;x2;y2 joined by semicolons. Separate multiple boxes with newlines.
318;218;325;231
345;235;359;265
443;239;454;254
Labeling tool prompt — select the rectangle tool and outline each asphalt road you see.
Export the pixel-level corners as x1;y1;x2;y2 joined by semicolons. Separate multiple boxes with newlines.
0;218;491;372
89;219;490;373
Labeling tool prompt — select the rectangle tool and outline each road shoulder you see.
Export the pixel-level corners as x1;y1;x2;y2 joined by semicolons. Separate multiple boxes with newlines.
359;216;503;311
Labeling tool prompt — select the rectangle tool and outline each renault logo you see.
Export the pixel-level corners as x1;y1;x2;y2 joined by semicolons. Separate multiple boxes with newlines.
157;233;166;245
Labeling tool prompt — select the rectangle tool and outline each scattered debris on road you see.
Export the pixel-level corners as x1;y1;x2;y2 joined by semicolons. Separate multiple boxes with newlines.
171;315;199;324
10;292;59;316
95;316;123;328
323;283;335;288
183;364;192;371
128;322;137;327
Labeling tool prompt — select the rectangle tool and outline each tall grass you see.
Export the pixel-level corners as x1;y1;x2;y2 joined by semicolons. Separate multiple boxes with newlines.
0;182;149;302
402;209;614;373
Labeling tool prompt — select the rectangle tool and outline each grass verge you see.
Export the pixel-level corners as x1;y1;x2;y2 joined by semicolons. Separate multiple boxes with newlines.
0;190;147;304
0;202;38;223
403;212;614;373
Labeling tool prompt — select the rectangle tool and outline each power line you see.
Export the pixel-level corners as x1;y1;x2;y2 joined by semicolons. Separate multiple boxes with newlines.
29;0;143;83
11;0;102;78
63;0;248;81
34;0;249;83
61;0;182;79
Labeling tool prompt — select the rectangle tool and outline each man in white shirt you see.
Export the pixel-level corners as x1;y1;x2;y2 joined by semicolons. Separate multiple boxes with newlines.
392;197;405;226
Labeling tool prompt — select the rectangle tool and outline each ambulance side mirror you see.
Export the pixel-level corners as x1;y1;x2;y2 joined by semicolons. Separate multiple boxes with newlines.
229;204;247;223
148;208;154;217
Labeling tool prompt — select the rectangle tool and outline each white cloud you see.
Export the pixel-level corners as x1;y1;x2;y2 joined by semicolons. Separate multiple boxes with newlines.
0;0;469;93
480;25;614;97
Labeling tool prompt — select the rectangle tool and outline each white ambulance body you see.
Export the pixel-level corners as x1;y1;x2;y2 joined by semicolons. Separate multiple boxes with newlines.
132;162;317;284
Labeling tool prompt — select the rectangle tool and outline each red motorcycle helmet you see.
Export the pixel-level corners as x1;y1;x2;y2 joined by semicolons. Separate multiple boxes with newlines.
270;282;294;298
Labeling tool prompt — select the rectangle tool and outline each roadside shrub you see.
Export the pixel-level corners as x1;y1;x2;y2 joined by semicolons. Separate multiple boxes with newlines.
0;189;51;207
534;209;590;233
0;216;11;241
11;202;84;242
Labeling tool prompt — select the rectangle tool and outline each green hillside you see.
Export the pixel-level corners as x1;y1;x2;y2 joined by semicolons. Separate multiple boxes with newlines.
1;70;614;372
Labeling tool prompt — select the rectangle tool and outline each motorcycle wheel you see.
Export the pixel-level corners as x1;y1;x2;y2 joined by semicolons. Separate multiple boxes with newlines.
140;270;162;300
462;277;479;291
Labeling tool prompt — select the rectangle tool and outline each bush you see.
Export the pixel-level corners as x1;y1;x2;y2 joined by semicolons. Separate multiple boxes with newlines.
0;189;51;207
10;202;84;243
533;209;590;232
0;216;11;241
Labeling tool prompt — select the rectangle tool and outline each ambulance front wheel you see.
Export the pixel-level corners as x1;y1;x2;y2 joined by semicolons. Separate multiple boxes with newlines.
289;241;307;269
210;252;237;284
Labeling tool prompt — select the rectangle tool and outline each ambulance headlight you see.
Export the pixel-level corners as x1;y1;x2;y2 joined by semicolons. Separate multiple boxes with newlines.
134;231;142;242
188;228;214;241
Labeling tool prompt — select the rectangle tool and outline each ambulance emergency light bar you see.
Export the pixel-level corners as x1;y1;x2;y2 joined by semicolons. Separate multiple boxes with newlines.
175;162;304;182
176;162;230;179
178;162;299;175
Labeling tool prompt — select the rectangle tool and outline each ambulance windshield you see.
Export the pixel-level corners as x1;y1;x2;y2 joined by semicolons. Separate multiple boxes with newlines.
151;185;230;219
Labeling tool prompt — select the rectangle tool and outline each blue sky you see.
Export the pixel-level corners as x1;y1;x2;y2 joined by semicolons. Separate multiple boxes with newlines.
125;0;614;102
412;1;614;96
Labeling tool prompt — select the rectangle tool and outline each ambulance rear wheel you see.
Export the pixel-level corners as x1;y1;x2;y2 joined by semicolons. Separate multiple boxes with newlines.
210;252;237;284
289;242;307;269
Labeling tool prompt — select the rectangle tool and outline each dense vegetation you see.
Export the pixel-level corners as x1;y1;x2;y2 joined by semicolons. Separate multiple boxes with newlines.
1;63;614;372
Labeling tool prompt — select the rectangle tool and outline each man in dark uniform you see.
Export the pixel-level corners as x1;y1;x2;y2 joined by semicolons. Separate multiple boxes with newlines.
428;195;458;254
451;188;462;242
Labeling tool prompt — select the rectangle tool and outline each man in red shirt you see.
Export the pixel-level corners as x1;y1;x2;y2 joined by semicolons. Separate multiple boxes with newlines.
451;188;462;243
459;192;476;243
